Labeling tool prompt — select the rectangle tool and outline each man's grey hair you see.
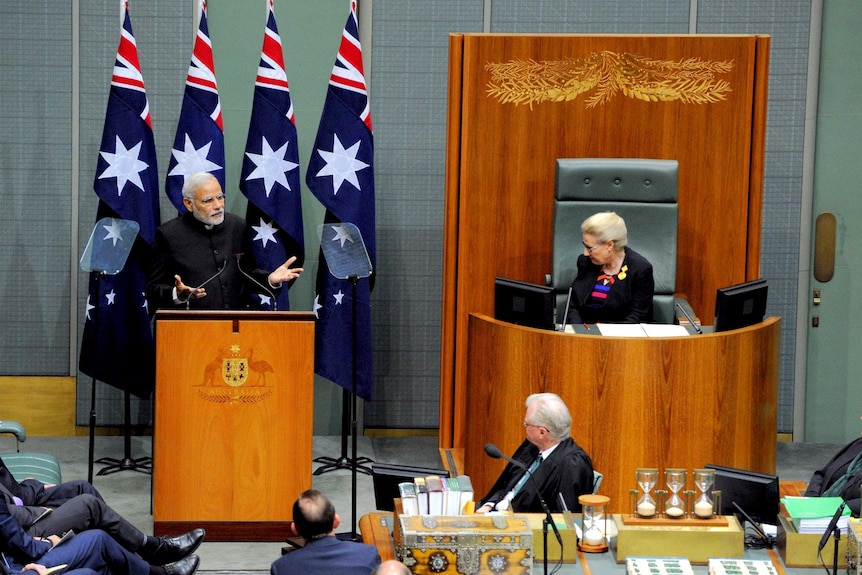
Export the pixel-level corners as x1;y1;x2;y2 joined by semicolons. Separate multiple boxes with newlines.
371;560;412;575
525;392;571;441
182;172;218;200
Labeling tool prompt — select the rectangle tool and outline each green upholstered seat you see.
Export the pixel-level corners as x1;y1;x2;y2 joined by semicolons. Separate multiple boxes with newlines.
1;420;62;484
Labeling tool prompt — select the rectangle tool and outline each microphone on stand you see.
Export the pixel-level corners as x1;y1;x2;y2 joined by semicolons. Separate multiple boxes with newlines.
182;258;227;309
233;253;278;311
484;443;563;574
818;499;847;554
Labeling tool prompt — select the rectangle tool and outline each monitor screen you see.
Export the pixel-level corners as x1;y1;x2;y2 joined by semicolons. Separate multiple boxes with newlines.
371;462;450;511
705;463;779;525
494;277;556;330
713;278;768;332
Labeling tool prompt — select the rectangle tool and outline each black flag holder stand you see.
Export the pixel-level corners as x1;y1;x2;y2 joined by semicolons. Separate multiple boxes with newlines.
94;388;153;476
81;217;151;482
311;222;373;542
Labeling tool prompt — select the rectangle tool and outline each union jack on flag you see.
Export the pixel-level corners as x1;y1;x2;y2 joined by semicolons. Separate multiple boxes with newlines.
80;0;160;398
306;0;376;401
165;0;225;213
239;0;304;311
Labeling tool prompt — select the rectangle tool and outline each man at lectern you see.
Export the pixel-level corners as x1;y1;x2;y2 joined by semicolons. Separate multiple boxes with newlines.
146;172;303;310
271;489;380;575
475;393;594;514
566;211;654;324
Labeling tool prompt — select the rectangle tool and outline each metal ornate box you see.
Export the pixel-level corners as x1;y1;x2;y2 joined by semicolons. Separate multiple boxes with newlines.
396;515;533;575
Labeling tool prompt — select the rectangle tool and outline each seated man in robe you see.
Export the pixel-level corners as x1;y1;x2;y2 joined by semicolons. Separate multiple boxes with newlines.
475;393;594;513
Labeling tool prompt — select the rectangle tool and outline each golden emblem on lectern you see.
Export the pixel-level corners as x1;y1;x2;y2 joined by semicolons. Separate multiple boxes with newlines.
485;51;734;108
197;343;273;404
222;357;248;387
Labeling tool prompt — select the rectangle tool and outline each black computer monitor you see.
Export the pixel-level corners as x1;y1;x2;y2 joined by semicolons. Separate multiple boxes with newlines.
494;277;556;330
371;462;450;511
705;463;779;525
713;278;768;332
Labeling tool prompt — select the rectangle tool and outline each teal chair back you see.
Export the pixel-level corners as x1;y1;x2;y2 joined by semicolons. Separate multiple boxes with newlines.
552;158;679;324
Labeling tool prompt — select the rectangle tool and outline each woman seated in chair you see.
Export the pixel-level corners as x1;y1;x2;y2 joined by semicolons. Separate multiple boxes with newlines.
567;211;654;324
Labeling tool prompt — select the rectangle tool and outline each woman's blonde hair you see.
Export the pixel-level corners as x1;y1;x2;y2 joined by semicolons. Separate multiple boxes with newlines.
581;211;628;250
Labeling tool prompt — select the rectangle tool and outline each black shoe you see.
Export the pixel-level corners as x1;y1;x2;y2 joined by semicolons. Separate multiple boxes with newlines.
164;554;200;575
147;528;205;565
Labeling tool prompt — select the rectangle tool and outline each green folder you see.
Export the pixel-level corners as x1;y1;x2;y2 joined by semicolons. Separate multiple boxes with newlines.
781;496;850;533
781;496;849;519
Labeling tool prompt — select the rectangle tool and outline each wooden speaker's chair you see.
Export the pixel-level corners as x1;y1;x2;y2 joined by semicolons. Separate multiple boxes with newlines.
0;420;62;484
551;158;681;324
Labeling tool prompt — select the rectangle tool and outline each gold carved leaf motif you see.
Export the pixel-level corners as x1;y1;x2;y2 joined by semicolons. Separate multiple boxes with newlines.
485;51;734;108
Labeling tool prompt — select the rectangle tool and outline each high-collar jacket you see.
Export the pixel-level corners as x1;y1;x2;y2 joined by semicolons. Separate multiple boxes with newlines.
146;212;277;311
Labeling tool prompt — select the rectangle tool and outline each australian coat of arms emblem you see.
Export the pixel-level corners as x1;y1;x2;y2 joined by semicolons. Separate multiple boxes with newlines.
198;344;273;404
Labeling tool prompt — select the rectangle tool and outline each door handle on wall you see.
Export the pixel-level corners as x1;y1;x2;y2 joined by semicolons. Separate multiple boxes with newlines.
813;212;837;282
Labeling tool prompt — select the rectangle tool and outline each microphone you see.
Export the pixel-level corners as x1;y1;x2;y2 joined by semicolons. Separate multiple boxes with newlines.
558;287;573;332
676;302;702;334
817;500;847;554
483;443;563;558
234;253;278;311
182;258;227;308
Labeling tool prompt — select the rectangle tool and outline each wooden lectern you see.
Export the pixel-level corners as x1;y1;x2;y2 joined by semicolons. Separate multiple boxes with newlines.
152;310;314;541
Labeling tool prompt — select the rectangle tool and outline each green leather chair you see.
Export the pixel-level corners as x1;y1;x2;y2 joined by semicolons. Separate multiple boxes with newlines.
551;158;680;324
0;420;63;484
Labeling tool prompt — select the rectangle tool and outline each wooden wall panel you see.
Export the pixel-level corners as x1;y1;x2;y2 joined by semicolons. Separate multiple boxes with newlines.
464;315;780;510
441;34;770;447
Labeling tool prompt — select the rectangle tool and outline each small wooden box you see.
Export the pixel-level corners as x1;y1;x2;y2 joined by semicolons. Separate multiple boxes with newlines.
396;514;533;575
613;513;744;564
776;513;847;568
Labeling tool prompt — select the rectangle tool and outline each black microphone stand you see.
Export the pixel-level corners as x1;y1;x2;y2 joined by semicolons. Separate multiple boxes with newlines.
832;528;841;575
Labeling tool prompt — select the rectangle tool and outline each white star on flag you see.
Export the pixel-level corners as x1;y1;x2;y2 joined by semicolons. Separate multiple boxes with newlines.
314;133;369;195
98;135;149;196
85;295;95;320
252;217;279;249
329;224;354;248
244;137;298;197
168;134;223;180
141;291;148;313
333;290;344;305
105;290;116;305
313;294;322;318
258;293;272;307
102;219;125;246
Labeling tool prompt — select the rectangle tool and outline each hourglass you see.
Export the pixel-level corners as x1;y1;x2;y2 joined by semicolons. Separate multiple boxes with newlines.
692;468;715;519
635;468;658;517
578;494;610;552
664;468;686;518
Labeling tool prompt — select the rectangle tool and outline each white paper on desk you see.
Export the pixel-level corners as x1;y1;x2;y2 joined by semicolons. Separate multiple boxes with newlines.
640;323;690;337
596;323;647;337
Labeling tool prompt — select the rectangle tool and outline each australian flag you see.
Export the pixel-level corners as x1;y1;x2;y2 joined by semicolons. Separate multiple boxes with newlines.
165;0;225;213
306;1;376;401
239;0;304;311
79;0;160;399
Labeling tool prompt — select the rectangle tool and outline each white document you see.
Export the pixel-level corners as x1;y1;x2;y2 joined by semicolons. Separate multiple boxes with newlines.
640;323;691;337
596;323;648;337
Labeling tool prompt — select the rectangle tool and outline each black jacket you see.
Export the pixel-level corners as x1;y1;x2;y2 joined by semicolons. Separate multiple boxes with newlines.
478;438;594;513
567;246;654;324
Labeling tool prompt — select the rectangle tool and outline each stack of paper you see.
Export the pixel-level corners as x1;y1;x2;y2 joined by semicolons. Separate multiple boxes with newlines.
596;323;690;337
781;496;851;534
